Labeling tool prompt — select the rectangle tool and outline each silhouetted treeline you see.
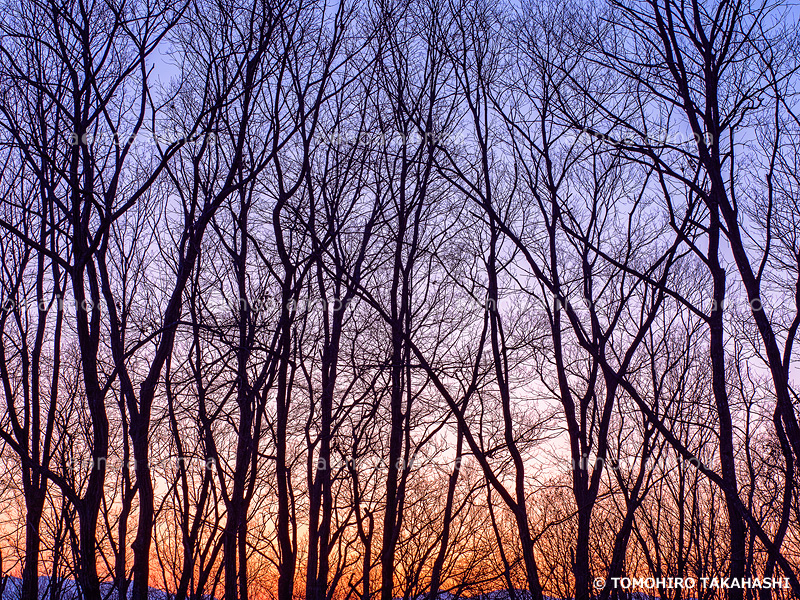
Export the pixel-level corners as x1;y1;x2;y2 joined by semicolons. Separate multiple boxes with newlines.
0;0;798;599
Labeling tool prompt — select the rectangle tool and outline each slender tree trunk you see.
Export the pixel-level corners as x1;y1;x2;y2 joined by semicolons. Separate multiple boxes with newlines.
574;497;593;600
708;199;746;600
21;491;45;600
130;422;155;600
428;427;463;599
72;264;108;600
277;279;297;600
380;321;405;600
381;160;410;600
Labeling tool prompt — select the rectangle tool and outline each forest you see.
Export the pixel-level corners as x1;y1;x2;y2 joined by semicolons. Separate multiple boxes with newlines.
0;0;798;598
